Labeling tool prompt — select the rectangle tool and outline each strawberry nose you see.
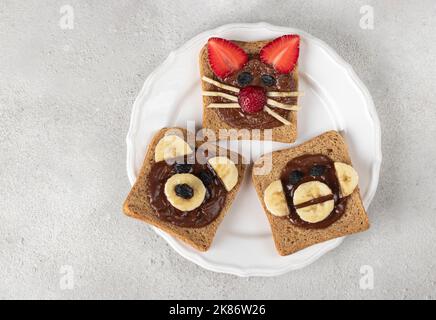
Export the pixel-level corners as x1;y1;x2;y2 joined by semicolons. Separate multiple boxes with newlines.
238;86;267;113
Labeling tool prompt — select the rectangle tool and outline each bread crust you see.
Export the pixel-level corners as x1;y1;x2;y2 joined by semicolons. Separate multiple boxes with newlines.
199;40;298;143
123;127;247;251
252;131;370;255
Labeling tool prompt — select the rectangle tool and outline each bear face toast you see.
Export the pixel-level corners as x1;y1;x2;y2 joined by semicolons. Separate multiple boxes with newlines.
199;35;302;143
123;128;246;251
252;131;369;256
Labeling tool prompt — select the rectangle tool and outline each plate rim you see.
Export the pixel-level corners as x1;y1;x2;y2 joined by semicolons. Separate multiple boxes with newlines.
125;22;382;277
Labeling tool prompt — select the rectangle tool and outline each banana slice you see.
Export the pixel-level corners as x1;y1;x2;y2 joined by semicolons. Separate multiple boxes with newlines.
293;181;332;206
164;174;206;211
154;135;193;162
334;162;358;197
294;181;333;223
296;200;334;223
207;156;238;191
264;180;289;217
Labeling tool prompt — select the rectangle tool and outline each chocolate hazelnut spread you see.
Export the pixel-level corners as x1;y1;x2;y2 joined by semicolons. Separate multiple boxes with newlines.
214;57;298;129
148;156;227;228
280;154;347;229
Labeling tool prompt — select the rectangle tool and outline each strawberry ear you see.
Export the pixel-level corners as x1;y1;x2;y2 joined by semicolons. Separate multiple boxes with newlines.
207;38;248;79
260;35;300;74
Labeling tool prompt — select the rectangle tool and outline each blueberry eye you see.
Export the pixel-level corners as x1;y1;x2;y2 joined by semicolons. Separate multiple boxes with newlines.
310;165;326;177
174;163;193;173
261;74;276;87
199;170;214;185
289;170;304;184
237;72;253;86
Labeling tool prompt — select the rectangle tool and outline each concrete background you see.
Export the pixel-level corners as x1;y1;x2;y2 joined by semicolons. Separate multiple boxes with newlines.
1;0;435;299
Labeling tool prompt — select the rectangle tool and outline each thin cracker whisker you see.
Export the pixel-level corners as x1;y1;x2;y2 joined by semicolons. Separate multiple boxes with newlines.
264;106;291;125
201;76;240;93
207;103;240;109
266;91;304;97
202;91;238;102
267;98;299;111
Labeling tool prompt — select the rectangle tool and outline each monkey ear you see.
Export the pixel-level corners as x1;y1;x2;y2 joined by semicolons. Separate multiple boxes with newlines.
260;34;300;73
207;37;248;79
334;162;359;197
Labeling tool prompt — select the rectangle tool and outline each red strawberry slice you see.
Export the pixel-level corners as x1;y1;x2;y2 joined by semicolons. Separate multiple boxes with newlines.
207;38;248;79
238;86;266;113
260;34;300;74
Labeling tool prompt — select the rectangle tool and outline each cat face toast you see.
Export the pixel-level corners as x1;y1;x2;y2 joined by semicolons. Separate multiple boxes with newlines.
252;131;370;256
199;35;301;143
123;127;246;251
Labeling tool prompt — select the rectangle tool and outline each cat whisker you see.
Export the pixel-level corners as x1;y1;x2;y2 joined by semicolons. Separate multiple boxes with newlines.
203;91;299;111
264;106;291;125
201;76;240;93
207;103;240;109
202;91;238;102
202;76;303;100
266;91;304;97
267;98;300;111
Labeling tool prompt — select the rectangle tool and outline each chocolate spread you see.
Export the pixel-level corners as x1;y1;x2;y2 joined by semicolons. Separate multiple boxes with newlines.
280;154;347;229
211;56;298;129
148;155;227;228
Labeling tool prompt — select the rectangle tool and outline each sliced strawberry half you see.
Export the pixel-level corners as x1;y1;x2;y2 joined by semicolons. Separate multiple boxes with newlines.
260;34;300;74
207;37;248;79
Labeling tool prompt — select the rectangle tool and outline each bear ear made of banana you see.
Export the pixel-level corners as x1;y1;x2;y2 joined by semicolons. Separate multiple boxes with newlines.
264;162;358;224
154;133;239;212
154;134;193;162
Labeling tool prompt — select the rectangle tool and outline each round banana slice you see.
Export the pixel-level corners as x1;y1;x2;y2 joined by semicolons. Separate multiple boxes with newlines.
207;156;238;191
154;135;193;162
334;162;358;197
293;181;333;206
264;180;289;217
164;174;206;211
296;200;334;223
294;181;333;223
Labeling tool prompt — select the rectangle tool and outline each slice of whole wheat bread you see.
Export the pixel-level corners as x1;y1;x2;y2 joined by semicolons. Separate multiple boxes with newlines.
123;127;246;251
199;40;298;143
252;131;370;256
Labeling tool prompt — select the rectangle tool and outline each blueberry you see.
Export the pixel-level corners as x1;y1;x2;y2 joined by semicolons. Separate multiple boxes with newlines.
198;170;214;185
174;163;193;173
289;170;304;184
175;184;194;199
237;72;253;87
310;165;326;177
261;74;276;87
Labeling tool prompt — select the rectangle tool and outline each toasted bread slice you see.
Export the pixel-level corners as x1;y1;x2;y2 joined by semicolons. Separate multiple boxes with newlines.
123;127;246;251
252;131;369;255
199;40;298;143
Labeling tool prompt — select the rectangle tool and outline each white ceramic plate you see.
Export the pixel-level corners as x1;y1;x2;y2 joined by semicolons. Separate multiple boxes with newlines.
126;22;381;277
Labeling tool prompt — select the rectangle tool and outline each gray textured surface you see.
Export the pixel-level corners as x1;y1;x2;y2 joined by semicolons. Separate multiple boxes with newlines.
1;0;435;300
